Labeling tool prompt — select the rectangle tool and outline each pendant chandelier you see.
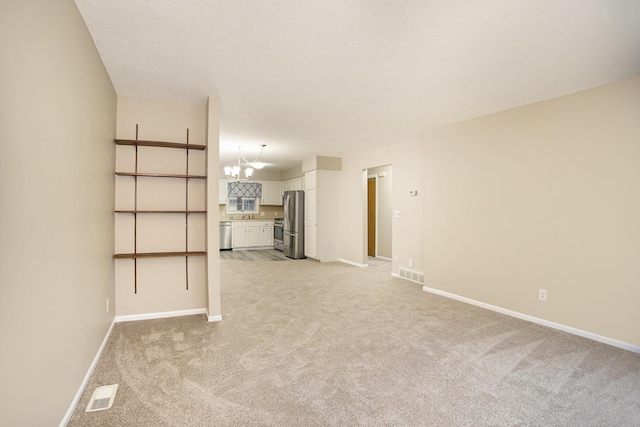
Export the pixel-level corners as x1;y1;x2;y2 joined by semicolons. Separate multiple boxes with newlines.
224;144;267;181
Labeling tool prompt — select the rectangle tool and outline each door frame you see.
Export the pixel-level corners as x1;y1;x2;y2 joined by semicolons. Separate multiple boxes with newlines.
367;173;379;258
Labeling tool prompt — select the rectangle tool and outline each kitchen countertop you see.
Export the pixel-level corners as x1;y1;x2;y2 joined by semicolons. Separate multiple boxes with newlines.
220;218;275;222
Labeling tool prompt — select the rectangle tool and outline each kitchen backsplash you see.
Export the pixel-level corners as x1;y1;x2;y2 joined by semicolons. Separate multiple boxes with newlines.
218;204;282;220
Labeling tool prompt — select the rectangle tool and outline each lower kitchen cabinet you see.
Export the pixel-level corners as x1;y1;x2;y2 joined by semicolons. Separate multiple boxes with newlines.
232;221;274;249
261;222;274;246
304;224;316;259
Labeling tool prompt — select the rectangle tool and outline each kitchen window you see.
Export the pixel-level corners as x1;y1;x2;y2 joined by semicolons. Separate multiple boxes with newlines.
226;181;262;213
226;196;260;213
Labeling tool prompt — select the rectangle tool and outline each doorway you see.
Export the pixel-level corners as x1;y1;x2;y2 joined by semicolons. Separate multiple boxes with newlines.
367;177;377;257
365;166;392;261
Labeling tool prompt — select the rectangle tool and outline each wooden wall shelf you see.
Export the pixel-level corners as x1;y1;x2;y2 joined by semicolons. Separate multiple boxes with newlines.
115;210;206;214
115;172;206;179
115;139;206;150
114;126;206;293
114;251;206;259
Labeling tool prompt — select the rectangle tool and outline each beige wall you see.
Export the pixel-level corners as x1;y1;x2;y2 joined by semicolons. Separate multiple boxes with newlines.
368;165;393;258
0;0;117;425
115;96;208;316
281;165;304;180
423;76;640;347
339;141;424;272
303;155;343;172
219;204;284;220
219;170;282;181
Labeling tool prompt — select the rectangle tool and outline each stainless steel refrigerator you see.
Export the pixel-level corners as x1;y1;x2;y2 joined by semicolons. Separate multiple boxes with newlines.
283;190;305;259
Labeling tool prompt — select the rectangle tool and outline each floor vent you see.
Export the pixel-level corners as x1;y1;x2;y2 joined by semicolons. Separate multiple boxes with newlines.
399;267;424;284
86;384;118;412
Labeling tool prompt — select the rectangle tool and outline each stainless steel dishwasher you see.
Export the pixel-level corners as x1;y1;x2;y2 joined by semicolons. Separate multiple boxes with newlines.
219;221;232;250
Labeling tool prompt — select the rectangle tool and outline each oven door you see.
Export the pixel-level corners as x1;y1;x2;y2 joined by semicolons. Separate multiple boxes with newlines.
274;223;284;251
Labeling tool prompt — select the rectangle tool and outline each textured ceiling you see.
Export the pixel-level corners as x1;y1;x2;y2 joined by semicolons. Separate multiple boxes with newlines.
75;0;640;172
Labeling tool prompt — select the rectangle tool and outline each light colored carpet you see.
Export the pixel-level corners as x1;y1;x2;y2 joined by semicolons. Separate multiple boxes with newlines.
69;258;640;426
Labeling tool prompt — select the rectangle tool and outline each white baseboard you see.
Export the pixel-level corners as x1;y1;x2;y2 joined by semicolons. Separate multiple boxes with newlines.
207;314;223;322
422;285;640;354
115;308;207;323
339;258;368;268
60;319;115;427
375;256;392;261
391;272;400;278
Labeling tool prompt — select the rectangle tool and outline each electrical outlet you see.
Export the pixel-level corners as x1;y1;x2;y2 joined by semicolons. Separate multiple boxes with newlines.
106;298;110;313
539;289;547;301
409;259;413;267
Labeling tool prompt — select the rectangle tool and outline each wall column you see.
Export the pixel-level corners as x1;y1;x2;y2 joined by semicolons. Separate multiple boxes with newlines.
206;97;222;320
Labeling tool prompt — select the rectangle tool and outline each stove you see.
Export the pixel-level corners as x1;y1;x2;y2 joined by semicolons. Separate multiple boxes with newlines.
274;218;284;251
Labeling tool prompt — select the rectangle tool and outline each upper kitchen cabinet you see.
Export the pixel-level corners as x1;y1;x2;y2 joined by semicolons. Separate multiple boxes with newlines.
259;180;283;205
304;170;316;190
283;176;304;192
219;178;228;204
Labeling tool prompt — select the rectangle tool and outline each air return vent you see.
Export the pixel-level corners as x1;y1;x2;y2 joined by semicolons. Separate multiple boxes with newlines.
85;384;118;412
399;267;424;284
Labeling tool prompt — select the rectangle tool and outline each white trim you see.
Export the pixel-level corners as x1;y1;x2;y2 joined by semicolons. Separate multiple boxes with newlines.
422;285;640;354
59;319;115;427
391;272;400;278
366;174;379;257
339;258;368;268
115;308;207;323
207;314;223;322
376;255;392;261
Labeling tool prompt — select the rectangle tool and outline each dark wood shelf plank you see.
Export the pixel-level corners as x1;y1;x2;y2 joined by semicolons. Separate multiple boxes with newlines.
115;172;206;179
115;210;207;214
114;251;207;259
115;139;206;151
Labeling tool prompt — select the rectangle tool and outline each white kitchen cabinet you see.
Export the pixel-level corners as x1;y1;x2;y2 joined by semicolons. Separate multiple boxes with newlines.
232;225;247;248
260;181;282;206
304;224;316;259
304;171;316;190
247;225;261;246
282;176;304;192
304;170;339;261
261;222;274;246
304;189;317;223
219;179;228;204
232;221;274;249
232;222;260;248
304;189;317;258
292;176;304;190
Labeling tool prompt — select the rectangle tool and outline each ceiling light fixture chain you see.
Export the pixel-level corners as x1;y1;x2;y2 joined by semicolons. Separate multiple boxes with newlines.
224;144;267;181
